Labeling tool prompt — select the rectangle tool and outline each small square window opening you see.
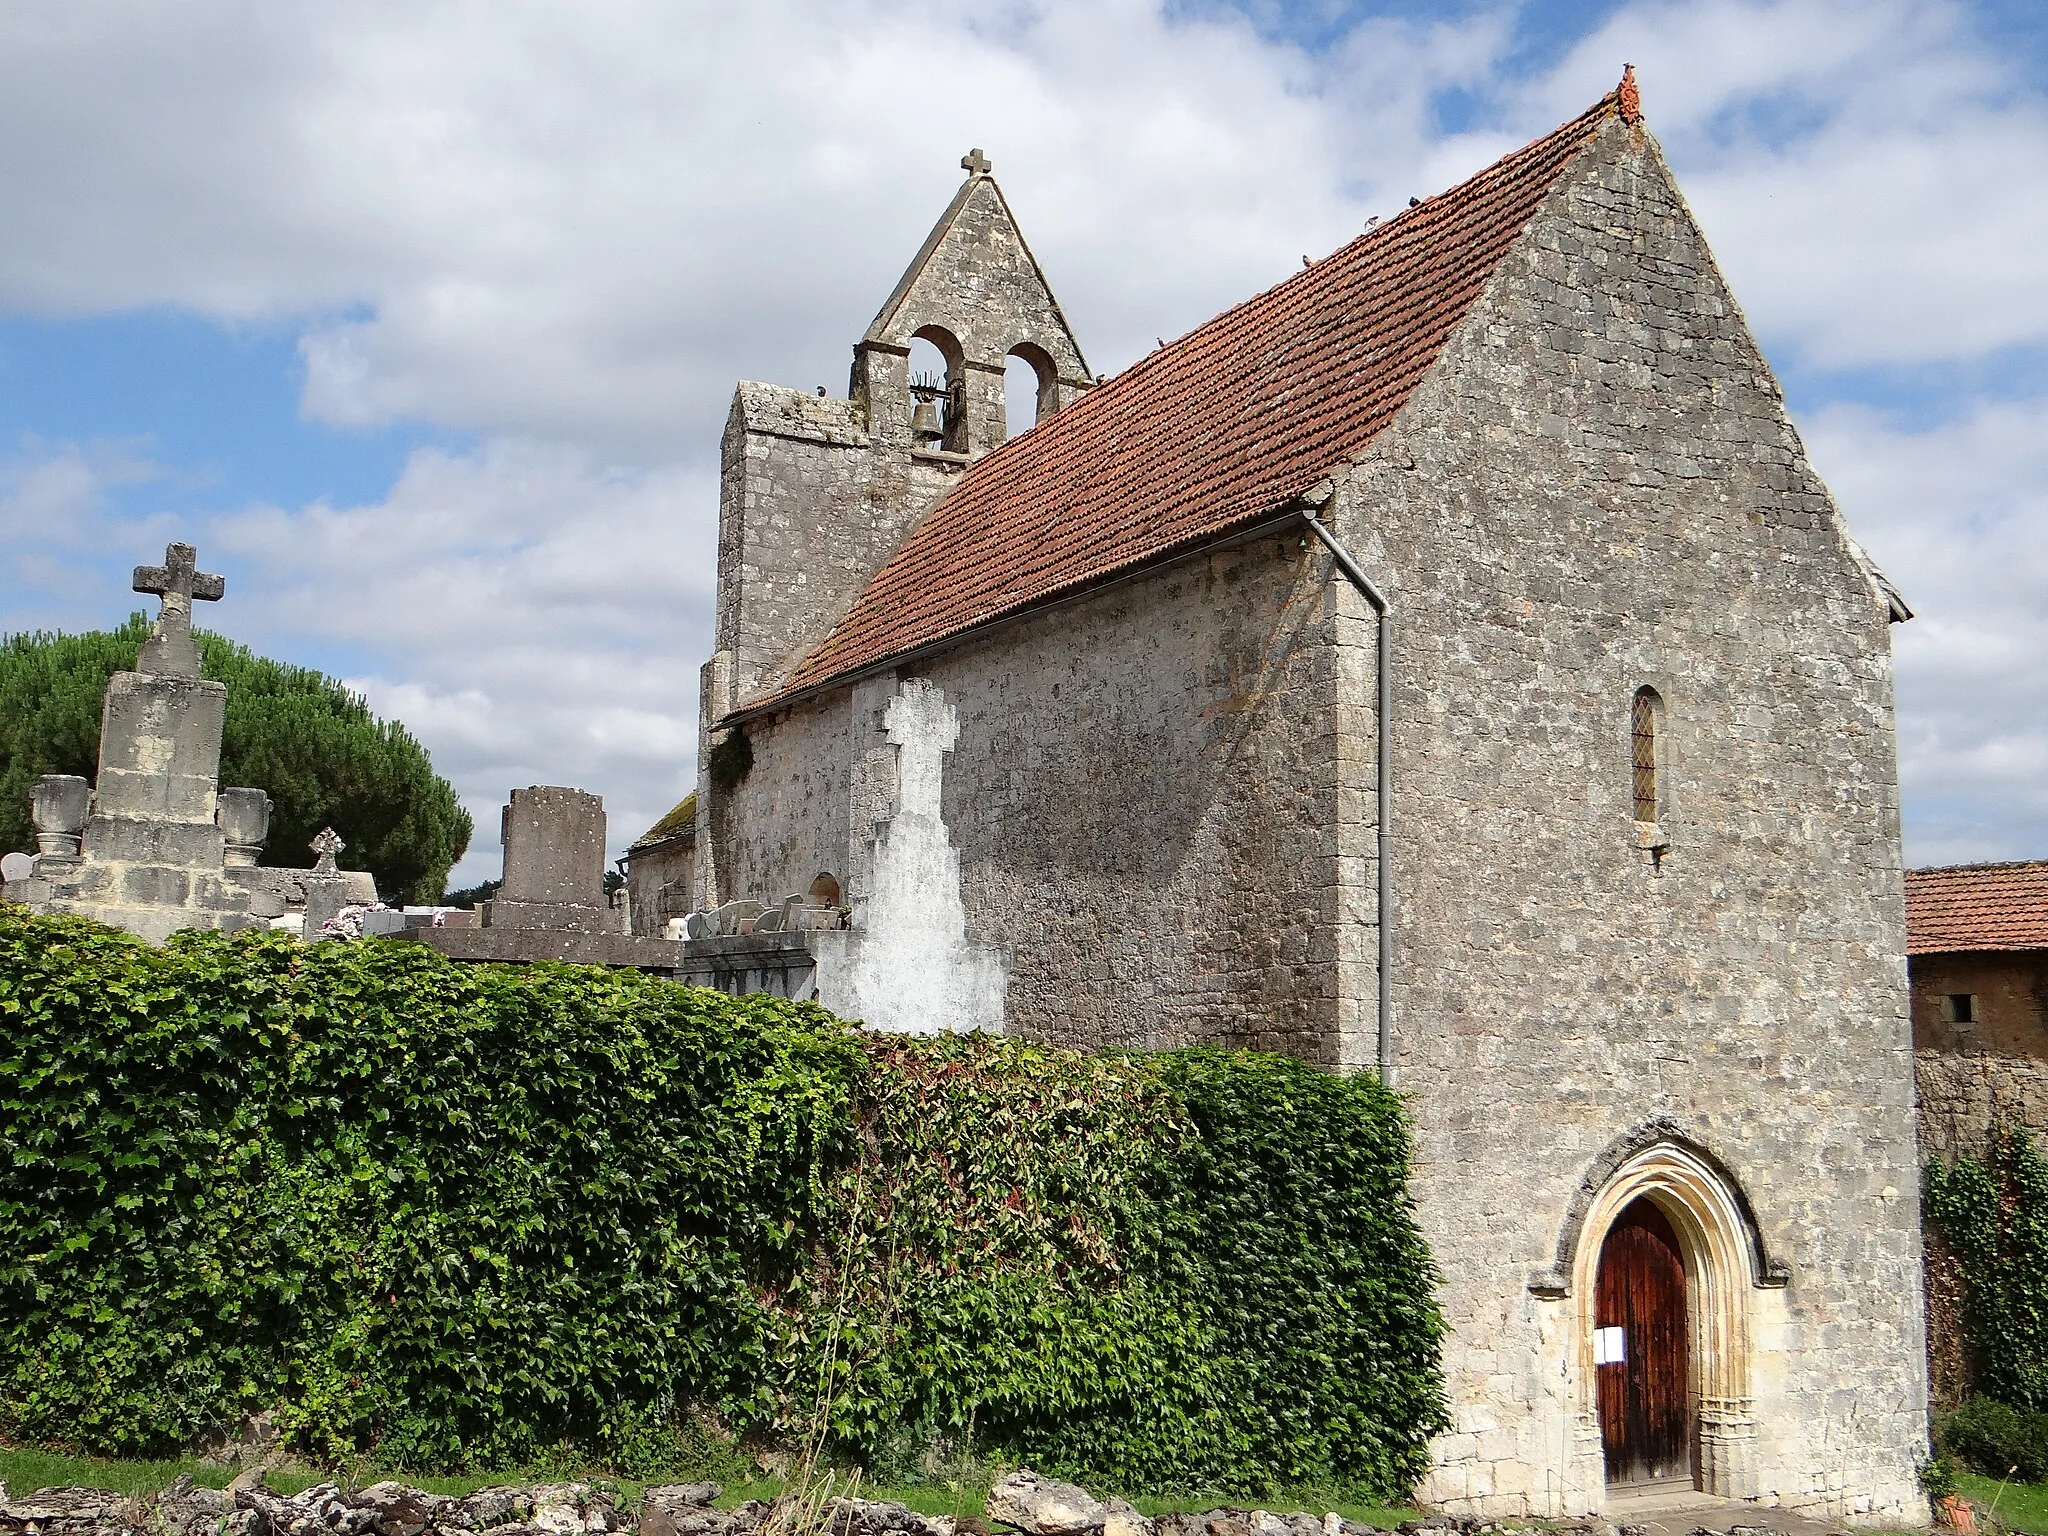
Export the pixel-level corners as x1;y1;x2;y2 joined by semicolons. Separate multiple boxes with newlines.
1941;993;1977;1025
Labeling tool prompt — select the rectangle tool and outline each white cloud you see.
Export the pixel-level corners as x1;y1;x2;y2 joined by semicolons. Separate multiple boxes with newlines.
0;437;172;624
0;0;1502;456
206;440;716;884
1804;396;2048;864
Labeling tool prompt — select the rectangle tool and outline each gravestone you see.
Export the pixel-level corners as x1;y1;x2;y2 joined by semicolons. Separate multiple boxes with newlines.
11;544;257;940
385;785;682;969
482;786;614;932
300;828;353;937
2;540;375;941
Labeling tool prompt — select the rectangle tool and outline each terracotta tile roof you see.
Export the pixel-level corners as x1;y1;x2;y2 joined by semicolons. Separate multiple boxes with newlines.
753;82;1630;711
1906;862;2048;954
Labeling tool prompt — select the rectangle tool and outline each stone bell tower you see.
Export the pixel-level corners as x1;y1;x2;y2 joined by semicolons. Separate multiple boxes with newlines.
696;148;1092;910
849;147;1094;459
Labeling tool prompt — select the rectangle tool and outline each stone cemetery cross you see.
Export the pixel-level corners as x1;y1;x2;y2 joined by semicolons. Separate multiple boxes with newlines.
132;542;225;679
302;827;349;937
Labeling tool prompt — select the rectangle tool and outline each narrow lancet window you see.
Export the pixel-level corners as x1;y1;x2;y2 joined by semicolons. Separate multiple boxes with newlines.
1631;688;1660;823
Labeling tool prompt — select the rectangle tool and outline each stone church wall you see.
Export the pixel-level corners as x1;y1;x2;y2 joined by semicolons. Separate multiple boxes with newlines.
1348;118;1926;1520
923;535;1354;1060
711;533;1363;1060
706;687;855;917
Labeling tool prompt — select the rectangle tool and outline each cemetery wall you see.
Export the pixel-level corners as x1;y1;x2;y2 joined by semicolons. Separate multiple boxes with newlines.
1343;119;1927;1518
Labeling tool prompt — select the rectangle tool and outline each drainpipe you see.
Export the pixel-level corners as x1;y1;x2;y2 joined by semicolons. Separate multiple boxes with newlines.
1299;507;1396;1088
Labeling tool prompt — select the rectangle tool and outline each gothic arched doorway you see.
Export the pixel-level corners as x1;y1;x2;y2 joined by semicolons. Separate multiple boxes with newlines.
1551;1130;1779;1503
1596;1197;1691;1484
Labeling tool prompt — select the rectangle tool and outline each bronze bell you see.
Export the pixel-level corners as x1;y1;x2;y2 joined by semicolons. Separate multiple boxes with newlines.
910;396;944;442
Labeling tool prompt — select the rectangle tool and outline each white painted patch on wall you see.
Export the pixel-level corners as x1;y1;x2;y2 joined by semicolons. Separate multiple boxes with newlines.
823;678;1005;1034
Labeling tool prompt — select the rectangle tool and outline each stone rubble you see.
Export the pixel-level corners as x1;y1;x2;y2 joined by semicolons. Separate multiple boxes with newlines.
0;1470;1822;1536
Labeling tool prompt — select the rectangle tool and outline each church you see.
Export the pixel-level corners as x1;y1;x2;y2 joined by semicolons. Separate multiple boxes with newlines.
679;73;1930;1522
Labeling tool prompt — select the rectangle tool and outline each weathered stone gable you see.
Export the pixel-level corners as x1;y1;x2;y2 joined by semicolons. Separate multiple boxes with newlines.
699;162;1096;907
709;162;1094;719
853;169;1092;457
1325;116;1924;1519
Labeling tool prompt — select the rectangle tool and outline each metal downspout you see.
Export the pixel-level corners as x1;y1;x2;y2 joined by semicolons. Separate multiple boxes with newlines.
1300;509;1395;1087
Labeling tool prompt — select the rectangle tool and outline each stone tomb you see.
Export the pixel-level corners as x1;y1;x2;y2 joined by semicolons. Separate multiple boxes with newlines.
485;786;614;931
389;785;682;968
1;542;377;942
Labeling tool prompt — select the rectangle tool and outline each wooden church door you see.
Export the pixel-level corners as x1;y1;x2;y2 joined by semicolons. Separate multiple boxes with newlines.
1595;1197;1692;1484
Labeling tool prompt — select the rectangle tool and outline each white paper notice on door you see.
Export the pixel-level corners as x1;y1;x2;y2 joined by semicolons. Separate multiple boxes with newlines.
1593;1326;1627;1365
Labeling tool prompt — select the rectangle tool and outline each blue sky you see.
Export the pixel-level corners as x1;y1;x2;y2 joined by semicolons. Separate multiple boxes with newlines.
3;0;2045;885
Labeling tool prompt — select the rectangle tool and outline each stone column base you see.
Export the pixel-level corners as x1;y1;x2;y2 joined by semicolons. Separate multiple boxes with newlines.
1699;1396;1759;1499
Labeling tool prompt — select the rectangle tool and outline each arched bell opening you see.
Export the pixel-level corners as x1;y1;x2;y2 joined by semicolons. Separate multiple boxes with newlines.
1003;342;1059;438
1566;1139;1763;1502
908;325;966;453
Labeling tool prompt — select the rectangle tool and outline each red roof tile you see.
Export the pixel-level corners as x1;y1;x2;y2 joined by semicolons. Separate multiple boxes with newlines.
1906;862;2048;954
752;84;1629;711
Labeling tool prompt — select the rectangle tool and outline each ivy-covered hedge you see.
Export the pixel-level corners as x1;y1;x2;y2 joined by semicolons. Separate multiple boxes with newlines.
1925;1125;2048;1413
0;908;1446;1497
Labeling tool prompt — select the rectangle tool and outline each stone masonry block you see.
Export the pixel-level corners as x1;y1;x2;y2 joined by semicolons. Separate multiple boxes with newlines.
92;672;226;820
499;786;607;908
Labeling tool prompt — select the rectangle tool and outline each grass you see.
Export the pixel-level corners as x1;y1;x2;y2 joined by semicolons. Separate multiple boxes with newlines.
1959;1471;2048;1535
0;1446;1418;1529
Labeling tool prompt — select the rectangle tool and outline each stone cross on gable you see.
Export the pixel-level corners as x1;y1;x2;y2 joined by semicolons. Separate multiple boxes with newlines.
960;148;992;177
132;541;225;679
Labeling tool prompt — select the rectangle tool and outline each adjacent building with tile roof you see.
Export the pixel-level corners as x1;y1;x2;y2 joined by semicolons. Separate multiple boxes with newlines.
1907;859;2048;954
683;73;1926;1524
623;791;696;940
1903;862;2048;1408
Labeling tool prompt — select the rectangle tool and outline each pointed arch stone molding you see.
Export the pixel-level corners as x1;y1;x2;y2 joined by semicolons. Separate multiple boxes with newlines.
1537;1119;1780;1503
1527;1116;1790;1299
